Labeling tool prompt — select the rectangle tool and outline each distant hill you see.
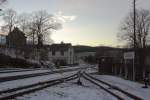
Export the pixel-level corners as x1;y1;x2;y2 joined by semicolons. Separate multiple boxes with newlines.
73;45;117;53
73;45;96;53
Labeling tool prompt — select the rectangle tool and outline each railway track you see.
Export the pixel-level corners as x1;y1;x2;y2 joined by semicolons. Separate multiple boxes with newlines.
0;67;87;83
0;69;35;74
0;72;78;100
83;73;143;100
0;66;88;74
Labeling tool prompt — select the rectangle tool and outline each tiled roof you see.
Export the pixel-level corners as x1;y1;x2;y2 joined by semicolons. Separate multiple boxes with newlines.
25;43;72;51
47;43;72;51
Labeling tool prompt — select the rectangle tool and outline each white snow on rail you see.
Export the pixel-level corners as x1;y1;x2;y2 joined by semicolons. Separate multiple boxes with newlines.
0;66;86;78
0;70;50;77
16;78;117;100
0;71;78;91
92;75;150;100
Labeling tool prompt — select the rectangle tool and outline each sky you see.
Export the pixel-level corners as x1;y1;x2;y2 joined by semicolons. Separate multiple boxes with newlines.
3;0;150;46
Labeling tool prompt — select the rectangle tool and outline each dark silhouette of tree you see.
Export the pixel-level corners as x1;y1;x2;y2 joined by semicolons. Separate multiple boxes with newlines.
1;9;62;45
27;10;62;46
0;0;7;5
1;9;17;34
118;9;150;80
37;34;43;47
17;13;30;33
118;9;150;48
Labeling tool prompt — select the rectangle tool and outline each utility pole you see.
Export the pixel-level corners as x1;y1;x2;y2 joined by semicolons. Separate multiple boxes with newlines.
133;0;136;81
133;0;136;48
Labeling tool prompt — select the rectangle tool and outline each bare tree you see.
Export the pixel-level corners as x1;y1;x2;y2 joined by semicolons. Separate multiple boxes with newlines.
17;13;30;33
0;0;7;5
1;9;17;34
1;9;62;45
118;9;150;48
28;10;62;46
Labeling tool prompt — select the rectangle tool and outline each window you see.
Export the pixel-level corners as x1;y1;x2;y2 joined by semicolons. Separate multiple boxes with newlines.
52;51;55;56
61;51;64;56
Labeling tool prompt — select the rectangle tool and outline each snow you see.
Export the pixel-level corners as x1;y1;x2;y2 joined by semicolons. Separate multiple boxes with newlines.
92;74;150;100
85;65;98;73
0;71;78;91
0;64;123;100
2;65;147;100
0;69;35;73
0;65;85;78
16;78;117;100
0;70;50;78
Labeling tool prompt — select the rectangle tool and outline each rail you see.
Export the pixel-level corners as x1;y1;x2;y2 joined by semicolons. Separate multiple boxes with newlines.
0;72;78;100
83;73;143;100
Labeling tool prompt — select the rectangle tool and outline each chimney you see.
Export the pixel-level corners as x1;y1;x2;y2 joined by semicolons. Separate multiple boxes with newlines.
61;41;64;44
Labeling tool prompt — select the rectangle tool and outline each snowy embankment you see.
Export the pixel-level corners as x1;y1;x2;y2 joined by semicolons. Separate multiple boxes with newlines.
85;65;98;73
0;69;33;73
0;68;46;73
16;78;117;100
0;69;50;78
0;68;26;70
0;71;78;92
0;65;86;78
92;74;150;100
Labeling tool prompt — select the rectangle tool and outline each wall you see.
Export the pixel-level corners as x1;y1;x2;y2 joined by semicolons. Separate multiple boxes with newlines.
48;47;74;65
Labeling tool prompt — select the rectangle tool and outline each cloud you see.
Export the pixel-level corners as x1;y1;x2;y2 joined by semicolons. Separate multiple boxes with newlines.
54;11;77;23
62;15;76;22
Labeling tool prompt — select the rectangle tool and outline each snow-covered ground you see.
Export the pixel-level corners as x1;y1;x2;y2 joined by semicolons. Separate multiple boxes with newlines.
14;73;150;100
0;70;51;77
85;65;98;73
0;64;109;100
0;65;86;78
92;74;150;100
16;78;117;100
0;71;78;91
1;64;149;100
0;69;33;73
0;67;27;70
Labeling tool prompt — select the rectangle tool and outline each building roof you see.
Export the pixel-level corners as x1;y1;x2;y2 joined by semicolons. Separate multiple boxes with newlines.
8;27;26;38
47;43;72;51
25;42;72;51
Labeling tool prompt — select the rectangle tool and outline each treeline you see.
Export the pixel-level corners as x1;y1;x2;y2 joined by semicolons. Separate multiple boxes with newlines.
73;45;115;53
1;9;62;45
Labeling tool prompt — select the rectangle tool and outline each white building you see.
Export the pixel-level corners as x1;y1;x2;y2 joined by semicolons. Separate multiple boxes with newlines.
0;40;75;66
45;42;74;65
